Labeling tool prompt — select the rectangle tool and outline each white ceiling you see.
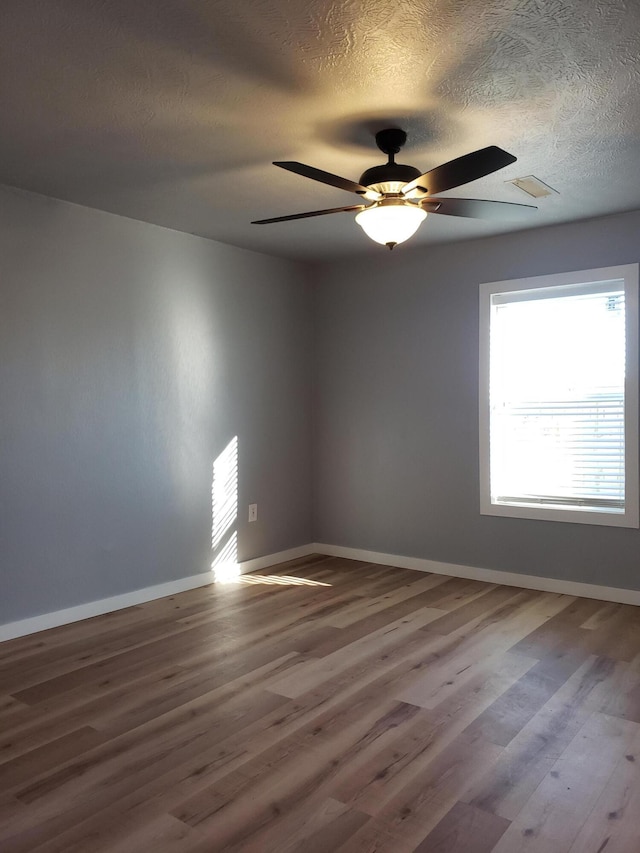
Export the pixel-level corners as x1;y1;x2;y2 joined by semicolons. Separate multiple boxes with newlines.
2;0;640;260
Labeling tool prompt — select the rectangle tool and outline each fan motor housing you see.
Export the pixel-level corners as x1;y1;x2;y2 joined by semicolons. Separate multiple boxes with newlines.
359;163;422;191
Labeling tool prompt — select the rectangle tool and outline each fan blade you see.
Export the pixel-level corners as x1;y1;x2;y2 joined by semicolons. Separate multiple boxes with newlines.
252;204;367;225
274;161;380;198
402;146;517;197
423;197;536;220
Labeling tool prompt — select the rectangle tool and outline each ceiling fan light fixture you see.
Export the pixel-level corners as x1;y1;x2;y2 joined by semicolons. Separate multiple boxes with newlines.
355;202;427;249
256;136;535;244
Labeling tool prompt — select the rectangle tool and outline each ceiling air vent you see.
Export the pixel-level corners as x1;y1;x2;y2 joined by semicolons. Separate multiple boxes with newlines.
507;175;558;199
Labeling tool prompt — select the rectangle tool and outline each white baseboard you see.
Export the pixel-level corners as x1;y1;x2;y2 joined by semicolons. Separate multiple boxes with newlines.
311;542;640;607
4;540;639;642
0;544;316;642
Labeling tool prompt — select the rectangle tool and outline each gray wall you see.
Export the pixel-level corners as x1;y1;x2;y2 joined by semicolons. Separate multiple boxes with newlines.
4;188;640;628
0;187;312;624
313;210;640;592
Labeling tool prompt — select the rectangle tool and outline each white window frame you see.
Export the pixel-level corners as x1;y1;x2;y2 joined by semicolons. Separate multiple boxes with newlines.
479;264;639;528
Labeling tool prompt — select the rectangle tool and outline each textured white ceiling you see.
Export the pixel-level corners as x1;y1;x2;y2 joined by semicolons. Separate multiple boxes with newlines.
1;0;639;259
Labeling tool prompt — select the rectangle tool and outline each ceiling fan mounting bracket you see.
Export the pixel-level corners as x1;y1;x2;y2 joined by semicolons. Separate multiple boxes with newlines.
375;128;407;158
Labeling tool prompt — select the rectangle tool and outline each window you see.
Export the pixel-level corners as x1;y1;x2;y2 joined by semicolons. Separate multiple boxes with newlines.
479;265;639;527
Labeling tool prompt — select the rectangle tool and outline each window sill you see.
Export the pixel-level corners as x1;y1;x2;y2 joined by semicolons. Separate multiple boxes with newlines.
480;500;639;528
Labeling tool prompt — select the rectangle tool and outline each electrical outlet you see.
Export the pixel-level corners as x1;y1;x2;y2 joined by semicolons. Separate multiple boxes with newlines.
248;504;258;523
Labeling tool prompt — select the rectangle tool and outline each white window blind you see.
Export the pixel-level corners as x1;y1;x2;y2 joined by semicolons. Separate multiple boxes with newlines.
479;265;639;528
490;284;625;513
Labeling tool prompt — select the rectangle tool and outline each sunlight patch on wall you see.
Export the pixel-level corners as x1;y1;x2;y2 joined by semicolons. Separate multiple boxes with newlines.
211;436;239;582
212;531;240;582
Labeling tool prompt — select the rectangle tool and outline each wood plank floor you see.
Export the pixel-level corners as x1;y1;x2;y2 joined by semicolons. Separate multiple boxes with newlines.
1;555;640;852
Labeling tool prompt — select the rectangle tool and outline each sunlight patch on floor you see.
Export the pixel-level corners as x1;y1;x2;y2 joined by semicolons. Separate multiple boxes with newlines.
220;573;331;587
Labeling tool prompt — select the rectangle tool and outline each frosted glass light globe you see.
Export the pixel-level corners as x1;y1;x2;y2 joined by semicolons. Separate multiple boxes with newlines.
356;203;427;248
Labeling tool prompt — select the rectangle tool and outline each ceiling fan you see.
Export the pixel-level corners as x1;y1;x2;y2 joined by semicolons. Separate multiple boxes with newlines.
252;128;536;249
